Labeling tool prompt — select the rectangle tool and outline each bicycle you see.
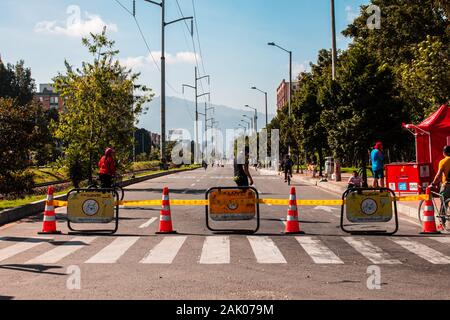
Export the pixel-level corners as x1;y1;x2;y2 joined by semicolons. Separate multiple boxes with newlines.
88;175;125;201
418;190;450;231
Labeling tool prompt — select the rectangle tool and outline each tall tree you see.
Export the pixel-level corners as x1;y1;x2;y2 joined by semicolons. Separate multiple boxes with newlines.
400;36;450;118
53;28;153;185
320;44;407;184
0;60;42;196
343;0;449;68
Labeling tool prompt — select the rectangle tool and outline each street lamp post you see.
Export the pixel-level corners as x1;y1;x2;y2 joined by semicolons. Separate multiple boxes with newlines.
245;104;258;133
241;119;251;131
144;0;193;169
268;42;293;155
268;42;292;117
243;115;254;132
251;88;267;129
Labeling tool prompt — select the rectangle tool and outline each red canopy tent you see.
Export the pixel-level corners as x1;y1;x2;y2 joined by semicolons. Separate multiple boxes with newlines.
406;104;450;175
386;104;450;194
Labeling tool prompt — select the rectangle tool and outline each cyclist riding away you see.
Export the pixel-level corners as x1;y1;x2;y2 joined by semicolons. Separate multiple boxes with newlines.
431;146;450;202
98;148;116;188
283;154;294;183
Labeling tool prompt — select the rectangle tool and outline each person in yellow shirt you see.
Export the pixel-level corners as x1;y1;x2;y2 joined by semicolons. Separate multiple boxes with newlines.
431;146;450;200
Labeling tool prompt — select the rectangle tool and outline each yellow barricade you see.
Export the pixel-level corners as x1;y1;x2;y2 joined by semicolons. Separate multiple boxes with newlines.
48;194;427;208
396;195;428;202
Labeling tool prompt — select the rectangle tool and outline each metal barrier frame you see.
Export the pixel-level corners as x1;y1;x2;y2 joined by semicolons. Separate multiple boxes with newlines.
340;187;399;236
205;187;260;234
67;188;120;235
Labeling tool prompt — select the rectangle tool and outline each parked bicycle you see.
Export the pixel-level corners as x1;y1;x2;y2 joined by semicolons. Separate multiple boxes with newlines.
87;174;125;201
418;190;450;231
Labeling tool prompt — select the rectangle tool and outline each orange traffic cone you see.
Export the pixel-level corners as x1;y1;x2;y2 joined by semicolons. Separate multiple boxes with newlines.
156;187;177;234
38;187;61;235
284;187;305;235
421;187;440;234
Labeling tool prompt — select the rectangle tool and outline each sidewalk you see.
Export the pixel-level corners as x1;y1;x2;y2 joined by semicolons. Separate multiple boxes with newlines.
259;168;420;222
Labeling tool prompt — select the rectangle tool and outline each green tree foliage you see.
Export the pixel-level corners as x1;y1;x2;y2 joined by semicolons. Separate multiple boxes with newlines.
321;44;407;172
400;36;450;118
53;28;153;185
0;60;48;196
343;0;449;67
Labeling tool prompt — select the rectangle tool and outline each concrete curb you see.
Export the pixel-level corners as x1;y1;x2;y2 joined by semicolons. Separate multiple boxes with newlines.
0;167;200;226
259;168;419;222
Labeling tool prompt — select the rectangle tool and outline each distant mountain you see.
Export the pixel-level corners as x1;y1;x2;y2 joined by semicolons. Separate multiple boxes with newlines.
137;96;275;137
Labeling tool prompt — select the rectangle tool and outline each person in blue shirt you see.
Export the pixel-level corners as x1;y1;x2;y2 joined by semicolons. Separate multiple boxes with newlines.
371;142;385;188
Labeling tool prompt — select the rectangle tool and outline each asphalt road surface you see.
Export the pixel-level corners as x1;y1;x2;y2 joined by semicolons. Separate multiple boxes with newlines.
1;166;450;300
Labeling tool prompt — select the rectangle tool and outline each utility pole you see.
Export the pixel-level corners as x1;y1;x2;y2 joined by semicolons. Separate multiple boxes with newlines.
182;66;210;164
204;102;214;153
143;0;193;169
330;0;341;181
331;0;338;81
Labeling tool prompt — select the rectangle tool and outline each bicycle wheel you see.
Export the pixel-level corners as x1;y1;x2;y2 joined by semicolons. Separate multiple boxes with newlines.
116;186;125;201
417;200;425;224
443;199;450;231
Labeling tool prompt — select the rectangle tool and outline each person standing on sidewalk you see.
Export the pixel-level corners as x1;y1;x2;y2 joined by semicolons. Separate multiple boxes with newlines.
371;142;385;188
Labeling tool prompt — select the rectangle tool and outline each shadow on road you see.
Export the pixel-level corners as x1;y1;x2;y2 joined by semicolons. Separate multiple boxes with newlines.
0;295;14;300
0;264;65;276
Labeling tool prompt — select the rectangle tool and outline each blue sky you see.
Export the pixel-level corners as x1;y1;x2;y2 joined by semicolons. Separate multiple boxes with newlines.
0;0;369;120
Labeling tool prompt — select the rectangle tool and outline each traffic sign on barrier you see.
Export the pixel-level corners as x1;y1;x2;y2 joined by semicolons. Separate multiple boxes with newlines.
67;189;120;235
340;188;399;235
205;187;260;234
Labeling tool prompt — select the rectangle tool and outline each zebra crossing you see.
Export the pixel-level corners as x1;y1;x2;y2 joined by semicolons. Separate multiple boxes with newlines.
1;235;450;266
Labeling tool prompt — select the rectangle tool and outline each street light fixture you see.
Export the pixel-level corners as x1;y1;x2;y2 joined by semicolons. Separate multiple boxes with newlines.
250;88;267;129
267;42;292;118
245;104;258;133
243;115;253;132
241;119;251;130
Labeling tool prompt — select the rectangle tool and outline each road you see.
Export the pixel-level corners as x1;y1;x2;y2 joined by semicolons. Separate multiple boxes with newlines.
1;166;450;300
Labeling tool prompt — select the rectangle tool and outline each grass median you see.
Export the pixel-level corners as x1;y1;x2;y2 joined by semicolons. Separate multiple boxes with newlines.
0;164;201;211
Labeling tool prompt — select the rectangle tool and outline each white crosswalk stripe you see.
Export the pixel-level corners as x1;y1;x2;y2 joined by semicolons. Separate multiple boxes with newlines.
0;237;52;262
343;237;402;264
391;238;450;264
429;237;450;244
139;217;158;229
247;236;287;264
3;235;450;266
296;237;343;264
199;236;230;264
140;236;187;264
85;237;140;264
26;237;96;264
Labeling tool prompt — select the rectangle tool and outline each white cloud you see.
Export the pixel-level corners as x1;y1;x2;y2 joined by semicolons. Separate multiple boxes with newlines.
120;52;200;70
34;11;117;37
293;62;307;76
345;6;359;23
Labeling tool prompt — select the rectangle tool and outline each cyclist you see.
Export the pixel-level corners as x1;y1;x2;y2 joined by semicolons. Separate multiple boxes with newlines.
202;160;208;171
430;146;450;201
283;154;294;183
98;148;116;188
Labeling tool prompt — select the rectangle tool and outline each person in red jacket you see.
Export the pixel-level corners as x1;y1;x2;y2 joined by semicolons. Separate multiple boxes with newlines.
98;148;116;188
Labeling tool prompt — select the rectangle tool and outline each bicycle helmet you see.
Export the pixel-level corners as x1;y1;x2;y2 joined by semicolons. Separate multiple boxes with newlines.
444;146;450;156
